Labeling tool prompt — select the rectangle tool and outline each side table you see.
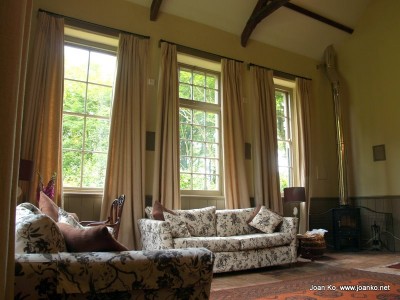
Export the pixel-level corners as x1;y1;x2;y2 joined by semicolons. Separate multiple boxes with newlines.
297;234;326;261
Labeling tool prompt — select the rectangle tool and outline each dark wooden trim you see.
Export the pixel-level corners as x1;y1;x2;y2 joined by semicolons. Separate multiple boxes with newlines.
284;3;354;34
241;0;289;47
150;0;163;21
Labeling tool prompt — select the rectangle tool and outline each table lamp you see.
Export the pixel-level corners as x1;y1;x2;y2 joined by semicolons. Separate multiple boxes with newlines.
283;187;306;218
18;159;33;199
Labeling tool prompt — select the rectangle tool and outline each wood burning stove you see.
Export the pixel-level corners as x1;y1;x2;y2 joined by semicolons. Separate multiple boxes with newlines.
332;207;361;250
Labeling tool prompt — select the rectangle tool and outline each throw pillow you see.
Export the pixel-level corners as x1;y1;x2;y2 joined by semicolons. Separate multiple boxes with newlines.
174;206;217;237
57;223;128;252
152;201;176;221
163;211;191;238
248;206;283;234
38;191;59;222
58;207;84;229
15;210;67;253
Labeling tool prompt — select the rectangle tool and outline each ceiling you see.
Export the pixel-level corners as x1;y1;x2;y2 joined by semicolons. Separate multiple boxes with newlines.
124;0;371;61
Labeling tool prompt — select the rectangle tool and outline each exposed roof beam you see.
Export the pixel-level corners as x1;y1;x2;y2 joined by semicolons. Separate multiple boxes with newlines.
284;2;354;34
150;0;163;21
241;0;290;47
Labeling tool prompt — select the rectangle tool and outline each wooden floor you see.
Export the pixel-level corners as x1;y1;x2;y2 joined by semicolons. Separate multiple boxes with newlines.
211;249;400;291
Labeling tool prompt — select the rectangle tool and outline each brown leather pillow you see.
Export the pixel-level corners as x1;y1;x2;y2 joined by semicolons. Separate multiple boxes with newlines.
152;201;176;221
38;191;59;222
58;223;128;252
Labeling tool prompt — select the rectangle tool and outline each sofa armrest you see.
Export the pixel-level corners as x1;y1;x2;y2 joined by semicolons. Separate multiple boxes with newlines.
57;248;215;296
137;218;174;250
279;217;298;237
15;253;60;299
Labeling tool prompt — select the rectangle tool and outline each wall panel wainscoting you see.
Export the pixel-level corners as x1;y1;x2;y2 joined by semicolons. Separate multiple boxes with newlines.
63;193;102;221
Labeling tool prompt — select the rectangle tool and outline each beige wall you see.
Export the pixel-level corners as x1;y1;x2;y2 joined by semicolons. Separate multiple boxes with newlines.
337;0;400;197
32;0;339;203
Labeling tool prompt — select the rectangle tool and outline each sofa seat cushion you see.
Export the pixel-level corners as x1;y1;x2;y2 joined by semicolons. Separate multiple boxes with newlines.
216;208;259;237
174;236;241;252
232;232;293;251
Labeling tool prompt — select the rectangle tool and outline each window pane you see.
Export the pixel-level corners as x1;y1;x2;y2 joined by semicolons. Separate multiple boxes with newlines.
179;108;192;124
88;52;116;85
82;152;107;188
206;74;217;89
63;115;84;150
179;83;192;99
86;84;112;116
85;117;110;152
179;69;192;84
180;156;192;172
206;88;218;104
206;112;218;127
63;80;85;113
205;127;218;143
205;158;219;174
206;144;219;158
192;157;205;173
180;140;192;156
192;125;205;142
64;46;88;81
193;110;205;125
193;142;205;157
193;72;205;86
180;173;192;190
277;116;287;140
206;175;218;190
180;124;192;140
279;166;290;190
62;150;82;187
192;174;205;190
193;86;205;102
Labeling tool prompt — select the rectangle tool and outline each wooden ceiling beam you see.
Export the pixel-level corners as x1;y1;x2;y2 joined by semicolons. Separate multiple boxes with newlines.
284;2;354;34
150;0;163;21
241;0;290;47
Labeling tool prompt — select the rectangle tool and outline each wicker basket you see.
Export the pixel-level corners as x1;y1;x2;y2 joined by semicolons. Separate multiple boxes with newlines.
299;235;326;259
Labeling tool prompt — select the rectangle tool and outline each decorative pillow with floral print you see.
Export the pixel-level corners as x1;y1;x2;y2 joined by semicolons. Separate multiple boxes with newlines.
174;206;217;237
248;206;283;234
15;204;67;253
163;211;191;238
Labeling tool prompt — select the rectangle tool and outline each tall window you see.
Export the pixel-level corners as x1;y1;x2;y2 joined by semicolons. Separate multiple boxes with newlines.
276;86;293;191
62;43;117;191
178;63;222;196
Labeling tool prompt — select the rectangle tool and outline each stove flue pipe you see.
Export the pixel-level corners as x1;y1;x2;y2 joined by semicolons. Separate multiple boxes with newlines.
321;45;348;206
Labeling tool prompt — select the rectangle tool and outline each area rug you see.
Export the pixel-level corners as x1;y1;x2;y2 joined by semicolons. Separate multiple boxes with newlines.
210;269;400;300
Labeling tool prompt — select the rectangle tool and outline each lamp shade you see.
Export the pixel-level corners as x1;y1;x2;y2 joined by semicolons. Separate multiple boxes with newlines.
283;187;306;203
19;159;33;181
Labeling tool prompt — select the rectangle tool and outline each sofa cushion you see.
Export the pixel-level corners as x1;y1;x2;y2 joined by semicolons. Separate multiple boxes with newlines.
152;201;176;221
174;206;217;237
58;207;84;229
232;232;293;250
15;204;67;253
248;206;283;233
174;236;241;252
216;208;259;237
58;223;128;252
163;211;191;238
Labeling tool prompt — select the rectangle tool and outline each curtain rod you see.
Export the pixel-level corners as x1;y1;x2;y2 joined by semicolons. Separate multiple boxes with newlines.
38;9;150;39
159;39;243;63
248;63;312;81
248;62;312;81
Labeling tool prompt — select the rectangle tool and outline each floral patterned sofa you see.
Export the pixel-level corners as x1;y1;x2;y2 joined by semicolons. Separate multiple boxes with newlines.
14;201;215;299
138;204;298;273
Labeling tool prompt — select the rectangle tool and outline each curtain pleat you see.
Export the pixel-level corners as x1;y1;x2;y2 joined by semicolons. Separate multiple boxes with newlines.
0;0;32;298
102;34;149;250
152;42;180;210
294;78;312;232
21;12;64;206
222;59;250;209
251;67;282;213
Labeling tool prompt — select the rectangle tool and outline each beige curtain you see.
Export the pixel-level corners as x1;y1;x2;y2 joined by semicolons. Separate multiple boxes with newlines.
221;59;250;209
251;66;282;213
0;0;32;298
101;34;149;250
21;12;64;206
294;78;312;231
152;42;180;210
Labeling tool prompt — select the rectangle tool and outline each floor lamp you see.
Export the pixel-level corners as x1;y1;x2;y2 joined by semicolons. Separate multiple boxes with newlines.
283;187;306;233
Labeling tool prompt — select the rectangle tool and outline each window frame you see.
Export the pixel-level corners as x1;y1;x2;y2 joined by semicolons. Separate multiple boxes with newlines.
275;82;295;192
62;38;117;194
178;62;224;197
